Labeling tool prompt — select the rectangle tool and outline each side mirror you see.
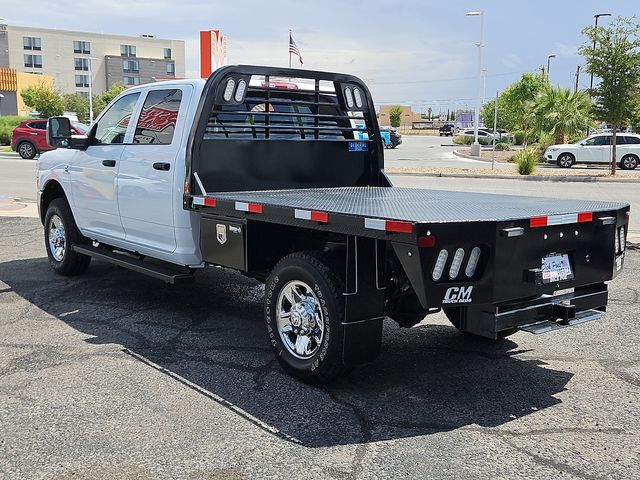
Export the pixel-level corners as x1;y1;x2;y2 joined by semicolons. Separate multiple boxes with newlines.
47;117;72;148
47;117;88;150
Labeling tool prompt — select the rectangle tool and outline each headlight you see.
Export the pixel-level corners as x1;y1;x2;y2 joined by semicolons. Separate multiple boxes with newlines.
234;79;247;103
344;87;354;109
223;78;236;102
353;88;363;108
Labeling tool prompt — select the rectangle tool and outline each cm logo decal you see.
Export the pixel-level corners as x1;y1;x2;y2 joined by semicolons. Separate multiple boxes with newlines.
442;286;473;304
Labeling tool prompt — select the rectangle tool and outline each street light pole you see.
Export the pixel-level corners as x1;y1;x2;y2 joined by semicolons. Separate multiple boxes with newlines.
481;68;487;106
466;10;483;157
589;13;612;91
547;54;556;81
87;57;95;124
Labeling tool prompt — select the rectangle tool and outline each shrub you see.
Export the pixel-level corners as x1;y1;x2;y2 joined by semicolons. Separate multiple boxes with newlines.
513;130;525;145
0;116;29;145
495;142;511;151
453;135;471;145
514;147;539;175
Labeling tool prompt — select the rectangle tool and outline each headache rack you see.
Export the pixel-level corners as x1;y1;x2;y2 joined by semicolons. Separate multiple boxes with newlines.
184;65;389;197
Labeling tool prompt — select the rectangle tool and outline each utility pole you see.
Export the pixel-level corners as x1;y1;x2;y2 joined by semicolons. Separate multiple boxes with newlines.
574;65;581;93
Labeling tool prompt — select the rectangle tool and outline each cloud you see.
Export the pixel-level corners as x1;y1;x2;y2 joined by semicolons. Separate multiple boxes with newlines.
555;42;579;57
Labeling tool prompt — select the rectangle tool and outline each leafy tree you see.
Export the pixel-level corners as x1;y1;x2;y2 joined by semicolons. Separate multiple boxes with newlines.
62;93;90;124
480;73;549;144
580;16;640;174
92;82;127;118
427;107;432;119
535;86;593;144
389;106;403;128
20;83;64;117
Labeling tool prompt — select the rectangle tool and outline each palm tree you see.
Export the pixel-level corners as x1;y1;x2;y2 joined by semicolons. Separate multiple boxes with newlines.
535;87;593;144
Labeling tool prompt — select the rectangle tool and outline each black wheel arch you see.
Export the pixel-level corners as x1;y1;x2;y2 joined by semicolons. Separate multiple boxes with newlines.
40;180;69;225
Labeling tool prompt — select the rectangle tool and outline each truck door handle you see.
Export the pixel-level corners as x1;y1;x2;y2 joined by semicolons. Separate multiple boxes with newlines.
102;160;116;167
153;162;171;171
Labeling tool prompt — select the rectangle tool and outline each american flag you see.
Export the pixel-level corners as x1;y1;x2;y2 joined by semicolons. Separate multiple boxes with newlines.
289;34;303;65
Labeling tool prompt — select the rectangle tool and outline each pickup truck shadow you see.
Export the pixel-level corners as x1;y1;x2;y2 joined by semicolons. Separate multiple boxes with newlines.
1;257;572;448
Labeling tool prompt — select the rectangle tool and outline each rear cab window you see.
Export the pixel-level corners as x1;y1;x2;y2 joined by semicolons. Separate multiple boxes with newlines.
134;88;183;145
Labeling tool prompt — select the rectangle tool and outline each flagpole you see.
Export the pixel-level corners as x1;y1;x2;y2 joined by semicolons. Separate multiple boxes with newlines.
288;29;292;68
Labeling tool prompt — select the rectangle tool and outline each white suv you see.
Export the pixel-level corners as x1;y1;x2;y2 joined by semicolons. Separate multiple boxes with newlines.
545;134;640;169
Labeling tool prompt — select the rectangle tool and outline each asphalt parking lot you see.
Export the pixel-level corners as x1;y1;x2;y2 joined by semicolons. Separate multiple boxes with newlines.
1;216;639;479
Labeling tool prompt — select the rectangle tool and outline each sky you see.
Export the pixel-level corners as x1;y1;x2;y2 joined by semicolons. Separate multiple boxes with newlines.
3;0;638;114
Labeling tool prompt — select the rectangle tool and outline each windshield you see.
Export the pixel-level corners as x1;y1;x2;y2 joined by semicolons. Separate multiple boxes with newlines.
72;122;89;134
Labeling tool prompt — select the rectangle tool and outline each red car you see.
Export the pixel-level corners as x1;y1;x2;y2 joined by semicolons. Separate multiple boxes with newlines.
11;119;88;159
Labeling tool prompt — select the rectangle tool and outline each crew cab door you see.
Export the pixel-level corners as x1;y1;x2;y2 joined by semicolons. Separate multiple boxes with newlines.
117;86;190;253
70;92;141;239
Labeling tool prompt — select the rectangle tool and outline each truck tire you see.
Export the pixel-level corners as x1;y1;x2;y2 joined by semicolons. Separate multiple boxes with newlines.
444;307;517;339
44;198;91;276
264;251;346;385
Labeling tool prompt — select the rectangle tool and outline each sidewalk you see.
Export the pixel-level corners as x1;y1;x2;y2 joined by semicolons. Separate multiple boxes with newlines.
387;165;640;183
0;197;38;218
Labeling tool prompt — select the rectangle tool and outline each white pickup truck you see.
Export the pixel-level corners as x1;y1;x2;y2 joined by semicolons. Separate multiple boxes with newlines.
38;65;629;384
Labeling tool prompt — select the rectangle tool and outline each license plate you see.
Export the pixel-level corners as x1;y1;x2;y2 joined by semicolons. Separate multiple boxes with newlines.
541;253;574;284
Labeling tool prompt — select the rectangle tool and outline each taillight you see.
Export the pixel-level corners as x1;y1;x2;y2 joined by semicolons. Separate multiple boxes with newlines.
432;249;448;281
465;247;481;278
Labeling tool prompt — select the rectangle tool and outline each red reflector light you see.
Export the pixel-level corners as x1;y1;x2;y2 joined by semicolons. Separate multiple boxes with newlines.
418;235;436;248
310;211;328;223
248;203;263;213
626;211;630;224
385;220;413;233
577;212;593;223
530;216;548;228
204;198;217;207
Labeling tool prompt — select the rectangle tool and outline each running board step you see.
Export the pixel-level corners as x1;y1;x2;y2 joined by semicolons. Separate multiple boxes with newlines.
72;244;194;284
518;309;603;335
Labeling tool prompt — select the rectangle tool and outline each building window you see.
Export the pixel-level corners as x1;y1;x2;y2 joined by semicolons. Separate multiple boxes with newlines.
74;58;90;71
123;60;139;73
75;74;89;87
164;48;172;60
77;91;90;99
23;36;41;50
73;40;91;54
166;63;175;75
123;76;140;85
24;54;42;68
120;44;136;57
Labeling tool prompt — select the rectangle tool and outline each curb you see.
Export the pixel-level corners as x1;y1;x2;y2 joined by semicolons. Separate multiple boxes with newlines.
387;170;640;183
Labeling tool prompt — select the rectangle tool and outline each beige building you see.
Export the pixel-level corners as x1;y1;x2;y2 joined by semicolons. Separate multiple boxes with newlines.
0;67;54;116
0;20;185;98
378;105;422;127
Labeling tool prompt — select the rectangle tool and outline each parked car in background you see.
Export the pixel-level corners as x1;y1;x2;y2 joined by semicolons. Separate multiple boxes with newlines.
439;124;455;136
386;128;402;148
545;134;640;169
11;119;88;159
454;128;494;145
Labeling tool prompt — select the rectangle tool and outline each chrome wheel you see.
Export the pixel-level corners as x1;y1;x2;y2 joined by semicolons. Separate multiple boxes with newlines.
47;214;66;262
558;153;574;168
622;155;638;170
276;280;325;359
18;142;35;159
